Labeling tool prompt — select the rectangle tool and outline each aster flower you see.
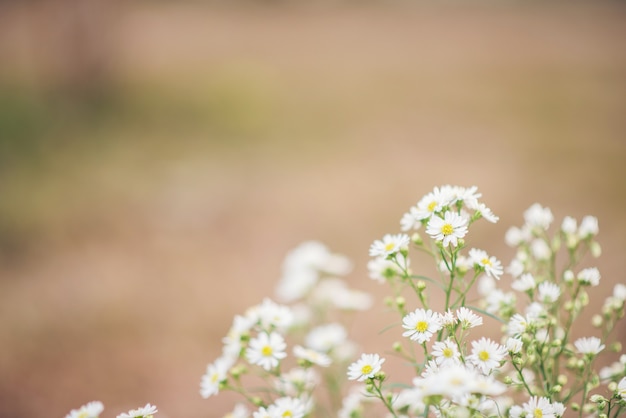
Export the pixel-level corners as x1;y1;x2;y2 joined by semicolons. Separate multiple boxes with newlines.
618;377;626;400
524;203;553;230
468;337;507;375
426;211;468;247
305;323;347;352
469;248;503;280
577;267;601;286
246;332;287;371
293;345;332;367
116;404;158;418
266;397;306;418
200;356;234;399
578;215;599;238
507;313;531;336
521;396;554;418
255;298;294;331
506;337;523;354
530;239;551;260
367;254;407;283
401;308;442;344
537;282;561;303
414;187;451;220
511;273;536;293
65;401;104;418
223;403;249;418
474;203;499;223
252;407;270;418
369;233;410;258
456;307;483;329
400;206;422;231
574;336;605;356
347;353;385;381
431;338;461;365
275;367;318;396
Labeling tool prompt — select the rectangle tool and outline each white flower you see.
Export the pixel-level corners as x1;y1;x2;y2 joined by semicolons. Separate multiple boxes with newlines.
505;226;530;247
530;239;551;260
415;363;476;399
65;401;104;418
577;267;601;286
512;273;536;293
305;323;347;352
537;282;561;303
246;332;287;371
311;278;373;311
414;187;451;220
293;345;332;367
266;397;306;418
506;337;523;354
347;353;385;381
552;402;566;417
222;314;255;359
456;307;483;329
275;367;318;395
506;258;525;278
485;289;516;315
252;407;270;418
614;283;626;301
578;215;599;238
369;233;410;257
561;216;577;234
426;211;468;247
431;338;461;365
116;404;158;418
401;308;442;344
468;337;507;375
439;310;457;327
574;336;605;355
367;255;407;283
400;207;422;231
618;377;626;400
223;404;249;418
524;203;553;230
255;298;294;331
521;396;554;418
200;356;234;399
275;268;318;303
469;248;503;280
475;203;499;223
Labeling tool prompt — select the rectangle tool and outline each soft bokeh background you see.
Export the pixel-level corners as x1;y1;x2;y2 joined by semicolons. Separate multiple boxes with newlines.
1;1;625;417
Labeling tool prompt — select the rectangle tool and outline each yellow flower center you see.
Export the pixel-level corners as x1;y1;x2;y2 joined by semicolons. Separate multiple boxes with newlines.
361;364;373;375
441;224;454;236
384;242;396;252
415;321;428;332
442;347;453;358
262;345;273;356
534;408;543;418
428;201;437;212
211;372;219;383
478;350;490;361
283;412;293;417
482;258;492;266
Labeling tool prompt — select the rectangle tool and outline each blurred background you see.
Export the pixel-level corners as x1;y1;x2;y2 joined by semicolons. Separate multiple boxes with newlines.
1;0;625;417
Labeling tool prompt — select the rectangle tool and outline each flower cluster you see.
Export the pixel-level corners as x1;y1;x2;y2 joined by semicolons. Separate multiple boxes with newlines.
64;402;157;418
64;185;626;418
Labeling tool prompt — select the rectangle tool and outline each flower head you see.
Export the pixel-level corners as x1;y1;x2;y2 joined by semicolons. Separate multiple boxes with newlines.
402;308;442;344
65;401;104;418
369;233;410;258
246;332;287;371
116;404;158;418
577;267;601;286
456;307;483;329
468;337;507;375
293;345;332;367
200;356;234;399
574;336;605;356
431;338;461;365
521;396;554;418
347;353;385;381
426;211;468;247
266;397;306;418
469;248;503;280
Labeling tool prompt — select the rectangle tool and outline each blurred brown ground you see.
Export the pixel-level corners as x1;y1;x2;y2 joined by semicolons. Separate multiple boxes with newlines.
0;1;625;417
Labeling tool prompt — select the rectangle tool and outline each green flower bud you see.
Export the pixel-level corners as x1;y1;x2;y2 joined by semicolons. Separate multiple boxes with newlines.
395;296;406;309
411;233;423;246
393;342;403;352
592;315;603;327
590;241;602;258
557;375;568;386
417;280;427;291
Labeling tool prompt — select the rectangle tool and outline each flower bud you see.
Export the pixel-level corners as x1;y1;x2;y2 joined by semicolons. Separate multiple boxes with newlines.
392;342;403;352
411;233;422;246
592;315;603;327
417;280;427;291
557;375;568;385
590;241;602;258
551;384;562;394
395;296;405;309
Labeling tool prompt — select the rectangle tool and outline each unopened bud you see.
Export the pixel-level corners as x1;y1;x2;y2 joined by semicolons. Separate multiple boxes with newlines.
592;315;603;327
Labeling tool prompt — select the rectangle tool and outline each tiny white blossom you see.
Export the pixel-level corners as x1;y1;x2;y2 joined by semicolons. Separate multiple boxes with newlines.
402;308;442;344
561;216;577;234
506;337;523;354
468;337;507;375
505;226;530;247
246;332;287;371
347;353;385;381
293;345;332;367
618;377;626;400
200;356;234;398
400;207;422;231
469;248;503;280
426;211;468;247
552;402;566;417
538;282;561;303
578;215;599;238
116;404;158;418
574;336;605;355
367;255;406;283
512;273;536;293
431;338;461;365
369;233;410;257
456;307;483;329
521;396;554;418
475;203;499;223
524;203;553;230
414;188;451;220
530;239;551;260
507;314;531;336
614;283;626;301
305;323;347;352
266;397;306;418
439;310;457;327
252;407;270;418
65;401;104;418
577;267;601;286
506;258;525;278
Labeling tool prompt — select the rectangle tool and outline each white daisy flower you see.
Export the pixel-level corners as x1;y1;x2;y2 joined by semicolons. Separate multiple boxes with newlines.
530;239;551;260
618;377;626;400
577;267;601;286
426;211;468;247
614;283;626;301
468;337;507;375
578;215;599;238
561;216;577;234
521;396;554;418
116;404;158;418
431;338;461;365
538;282;561;303
200;356;234;399
505;226;530;247
305;323;347;352
416;363;475;399
252;407;270;418
574;336;605;355
369;233;410;257
439;310;457;327
246;332;287;371
469;248;503;280
266;397;306;418
508;314;531;336
275;268;318;303
524;203;553;230
475;202;499;223
512;273;536;293
275;368;318;396
311;278;373;311
506;258;525;278
400;206;422;231
347;353;385;381
401;308;442;344
506;337;523;354
293;345;332;367
552;402;566;417
367;255;407;283
223;403;249;418
414;188;450;220
456;307;483;329
65;401;104;418
255;298;294;331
